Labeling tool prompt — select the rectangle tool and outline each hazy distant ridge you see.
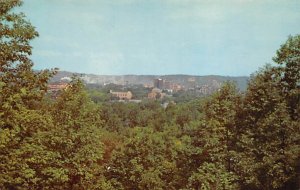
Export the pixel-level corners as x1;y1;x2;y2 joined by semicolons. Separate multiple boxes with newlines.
51;71;249;91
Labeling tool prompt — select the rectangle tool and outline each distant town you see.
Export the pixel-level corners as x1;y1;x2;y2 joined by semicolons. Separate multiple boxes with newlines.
48;71;249;103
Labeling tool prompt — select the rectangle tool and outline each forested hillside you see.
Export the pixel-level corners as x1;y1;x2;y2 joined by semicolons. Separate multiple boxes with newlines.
0;1;299;189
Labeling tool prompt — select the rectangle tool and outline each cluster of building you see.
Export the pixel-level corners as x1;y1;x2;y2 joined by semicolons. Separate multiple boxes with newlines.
109;90;133;100
153;78;183;92
47;82;69;98
48;76;222;101
109;78;183;101
147;88;166;100
48;82;69;92
147;78;183;100
103;77;220;99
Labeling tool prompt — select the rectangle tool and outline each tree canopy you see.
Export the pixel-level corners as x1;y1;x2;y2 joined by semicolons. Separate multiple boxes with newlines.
0;1;299;189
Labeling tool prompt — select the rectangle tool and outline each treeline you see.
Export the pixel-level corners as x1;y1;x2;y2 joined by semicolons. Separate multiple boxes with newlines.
1;1;299;189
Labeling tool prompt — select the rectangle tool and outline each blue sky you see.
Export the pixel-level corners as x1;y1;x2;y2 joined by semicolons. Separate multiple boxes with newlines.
21;0;300;76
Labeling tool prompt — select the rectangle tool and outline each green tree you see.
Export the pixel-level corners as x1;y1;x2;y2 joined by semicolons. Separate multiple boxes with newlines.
273;34;300;119
187;162;238;190
236;64;299;190
87;89;110;103
106;126;192;190
178;83;241;189
44;79;106;189
0;0;56;188
5;79;114;189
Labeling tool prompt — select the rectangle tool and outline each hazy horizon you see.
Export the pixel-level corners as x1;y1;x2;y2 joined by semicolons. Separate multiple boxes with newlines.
21;0;300;76
54;70;250;77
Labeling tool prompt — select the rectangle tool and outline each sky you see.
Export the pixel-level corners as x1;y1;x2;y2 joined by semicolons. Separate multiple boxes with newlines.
20;0;300;76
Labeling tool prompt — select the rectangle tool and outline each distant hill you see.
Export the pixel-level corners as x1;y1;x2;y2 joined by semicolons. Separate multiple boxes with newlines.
51;71;249;91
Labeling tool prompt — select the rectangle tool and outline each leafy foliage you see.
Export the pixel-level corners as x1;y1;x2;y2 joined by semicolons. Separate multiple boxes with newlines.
1;1;299;189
